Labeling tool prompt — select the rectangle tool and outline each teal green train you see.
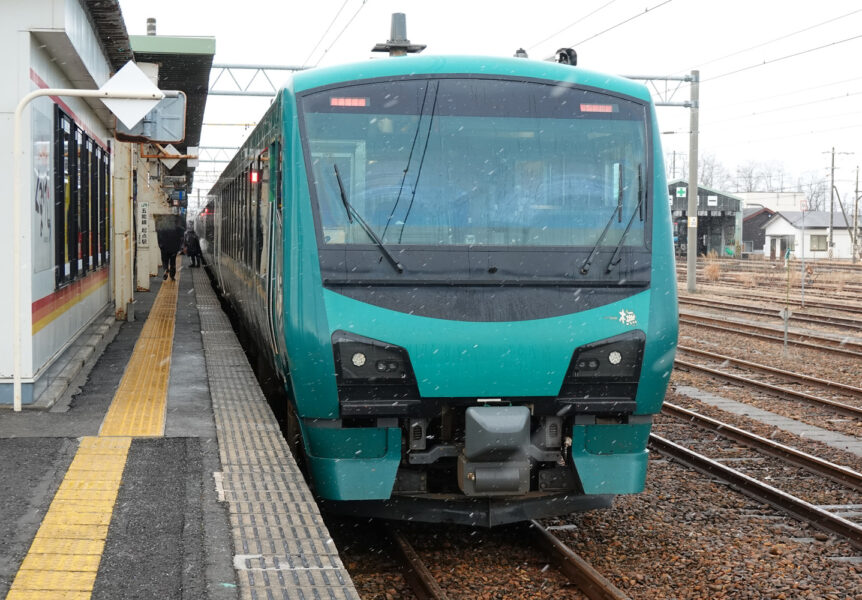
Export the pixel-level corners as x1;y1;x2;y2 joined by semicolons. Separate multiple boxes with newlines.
199;54;678;526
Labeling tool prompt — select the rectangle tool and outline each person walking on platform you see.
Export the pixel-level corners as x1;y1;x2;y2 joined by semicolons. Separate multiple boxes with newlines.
184;229;202;268
157;221;185;281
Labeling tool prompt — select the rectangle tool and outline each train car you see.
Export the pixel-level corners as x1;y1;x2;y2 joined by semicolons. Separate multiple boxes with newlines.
202;53;678;526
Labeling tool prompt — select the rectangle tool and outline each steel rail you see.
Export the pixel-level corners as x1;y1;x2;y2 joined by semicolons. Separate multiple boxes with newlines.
662;402;862;492
649;434;862;550
674;358;862;419
676;345;862;397
680;312;862;350
682;283;862;308
679;315;862;359
529;521;631;600
678;297;862;329
387;526;449;600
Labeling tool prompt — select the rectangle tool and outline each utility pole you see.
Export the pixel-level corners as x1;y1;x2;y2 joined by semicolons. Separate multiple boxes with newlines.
829;147;835;258
624;70;699;288
687;70;699;293
855;166;860;264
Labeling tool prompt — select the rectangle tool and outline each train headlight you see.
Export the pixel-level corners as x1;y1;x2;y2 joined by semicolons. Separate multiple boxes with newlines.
564;331;645;382
332;331;415;382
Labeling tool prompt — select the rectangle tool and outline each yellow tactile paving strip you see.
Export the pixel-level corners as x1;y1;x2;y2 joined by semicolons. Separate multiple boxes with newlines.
6;437;132;599
100;271;180;437
7;273;180;600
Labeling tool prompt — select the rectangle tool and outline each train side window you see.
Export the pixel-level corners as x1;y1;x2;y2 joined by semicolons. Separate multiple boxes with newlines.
257;149;269;274
276;140;283;212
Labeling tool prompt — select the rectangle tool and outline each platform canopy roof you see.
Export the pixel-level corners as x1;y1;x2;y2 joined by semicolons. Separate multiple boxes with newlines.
131;34;216;192
82;0;135;71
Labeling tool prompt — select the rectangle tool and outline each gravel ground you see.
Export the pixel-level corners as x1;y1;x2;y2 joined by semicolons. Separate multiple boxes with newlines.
542;455;862;599
653;413;861;508
328;518;589;599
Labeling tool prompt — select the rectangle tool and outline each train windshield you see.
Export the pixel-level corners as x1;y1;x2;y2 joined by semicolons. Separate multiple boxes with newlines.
300;77;648;248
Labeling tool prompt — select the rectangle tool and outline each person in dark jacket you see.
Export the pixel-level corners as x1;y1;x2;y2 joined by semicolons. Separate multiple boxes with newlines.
183;229;202;267
157;222;185;280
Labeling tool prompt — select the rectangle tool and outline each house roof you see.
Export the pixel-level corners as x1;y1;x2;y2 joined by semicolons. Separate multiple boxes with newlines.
667;179;744;202
743;205;774;220
763;210;860;230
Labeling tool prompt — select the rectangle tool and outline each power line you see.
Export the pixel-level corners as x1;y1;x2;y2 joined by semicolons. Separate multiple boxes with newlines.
302;0;351;67
703;89;862;126
560;0;673;53
668;8;862;77
707;122;862;149
704;33;862;83
314;0;369;67
527;0;620;51
713;75;862;110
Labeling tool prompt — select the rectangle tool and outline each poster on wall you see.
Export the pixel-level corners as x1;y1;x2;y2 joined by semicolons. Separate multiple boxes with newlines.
32;96;54;273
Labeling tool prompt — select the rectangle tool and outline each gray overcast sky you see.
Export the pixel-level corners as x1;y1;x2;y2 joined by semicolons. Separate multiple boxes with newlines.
117;0;862;205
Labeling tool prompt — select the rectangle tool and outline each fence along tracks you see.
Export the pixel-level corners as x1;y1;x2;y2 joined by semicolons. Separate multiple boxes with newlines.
385;522;632;600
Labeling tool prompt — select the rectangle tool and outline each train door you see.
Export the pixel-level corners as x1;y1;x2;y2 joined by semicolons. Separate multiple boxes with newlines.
267;140;288;372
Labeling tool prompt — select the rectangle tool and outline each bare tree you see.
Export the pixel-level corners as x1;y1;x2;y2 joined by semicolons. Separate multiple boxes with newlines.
796;172;827;211
735;161;760;192
760;161;787;192
699;153;733;190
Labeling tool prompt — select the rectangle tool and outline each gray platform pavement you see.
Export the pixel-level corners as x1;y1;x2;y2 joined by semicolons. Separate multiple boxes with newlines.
0;259;359;600
675;384;862;457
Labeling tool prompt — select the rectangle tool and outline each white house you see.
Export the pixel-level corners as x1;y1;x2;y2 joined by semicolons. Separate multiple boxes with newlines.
762;210;860;260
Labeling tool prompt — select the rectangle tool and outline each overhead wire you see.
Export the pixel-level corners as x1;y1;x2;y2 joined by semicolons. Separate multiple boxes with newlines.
668;7;862;77
302;0;352;67
703;90;862;126
550;0;673;57
703;32;862;83
314;0;369;67
526;0;620;51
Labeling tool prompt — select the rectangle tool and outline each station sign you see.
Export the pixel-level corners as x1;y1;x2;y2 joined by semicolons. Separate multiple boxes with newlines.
116;92;187;143
100;61;163;129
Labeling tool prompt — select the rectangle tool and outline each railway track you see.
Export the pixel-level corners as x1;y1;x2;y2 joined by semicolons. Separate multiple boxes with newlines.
386;522;631;600
673;355;862;420
685;285;862;314
662;401;862;492
649;433;862;550
679;311;862;359
678;296;862;330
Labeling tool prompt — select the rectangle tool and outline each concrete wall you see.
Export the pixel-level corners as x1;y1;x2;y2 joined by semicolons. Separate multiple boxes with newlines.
0;0;116;402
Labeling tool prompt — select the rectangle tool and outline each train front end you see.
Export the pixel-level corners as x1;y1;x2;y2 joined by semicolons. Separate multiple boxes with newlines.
282;56;677;526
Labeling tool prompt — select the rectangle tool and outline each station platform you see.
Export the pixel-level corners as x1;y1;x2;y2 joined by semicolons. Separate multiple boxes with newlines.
0;261;360;599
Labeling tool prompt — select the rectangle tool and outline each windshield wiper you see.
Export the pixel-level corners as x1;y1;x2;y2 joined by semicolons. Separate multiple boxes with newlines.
334;164;404;273
606;164;644;274
580;165;625;275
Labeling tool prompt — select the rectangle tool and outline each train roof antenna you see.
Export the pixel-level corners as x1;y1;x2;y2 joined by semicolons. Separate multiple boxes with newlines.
371;13;426;56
